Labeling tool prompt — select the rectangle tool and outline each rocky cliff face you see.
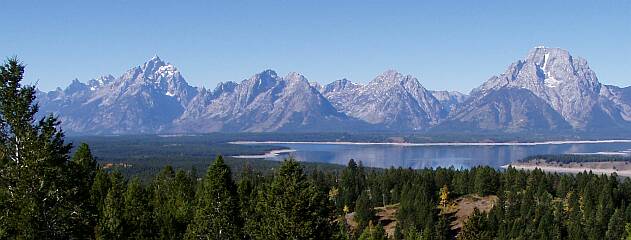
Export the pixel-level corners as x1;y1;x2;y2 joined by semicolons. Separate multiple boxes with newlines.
451;47;630;132
39;56;197;134
322;70;444;130
175;70;361;132
37;47;631;134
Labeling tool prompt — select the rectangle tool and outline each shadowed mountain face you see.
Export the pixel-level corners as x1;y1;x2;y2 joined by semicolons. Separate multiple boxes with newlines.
38;56;198;134
37;47;631;135
322;70;445;131
450;47;631;132
174;70;367;132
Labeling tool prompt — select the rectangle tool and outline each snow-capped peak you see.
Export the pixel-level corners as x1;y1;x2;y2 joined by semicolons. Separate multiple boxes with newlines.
158;64;178;77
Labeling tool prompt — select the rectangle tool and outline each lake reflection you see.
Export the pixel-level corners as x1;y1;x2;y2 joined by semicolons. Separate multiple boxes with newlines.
237;142;631;169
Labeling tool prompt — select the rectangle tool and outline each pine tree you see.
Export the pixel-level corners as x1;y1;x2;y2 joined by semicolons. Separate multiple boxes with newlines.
354;191;376;232
152;166;195;239
358;221;388;240
123;177;155;239
70;143;99;238
341;159;366;211
97;172;125;239
604;208;625;240
0;58;74;238
458;208;492;240
185;156;242;239
248;159;332;239
91;169;112;216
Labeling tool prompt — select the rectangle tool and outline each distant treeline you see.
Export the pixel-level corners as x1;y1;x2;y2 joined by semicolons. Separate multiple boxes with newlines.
521;154;631;164
69;130;628;146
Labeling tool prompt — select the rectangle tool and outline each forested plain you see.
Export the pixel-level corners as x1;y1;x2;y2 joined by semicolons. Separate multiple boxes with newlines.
2;59;631;239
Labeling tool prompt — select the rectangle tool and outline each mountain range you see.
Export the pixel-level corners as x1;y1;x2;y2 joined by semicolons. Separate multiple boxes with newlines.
37;47;631;135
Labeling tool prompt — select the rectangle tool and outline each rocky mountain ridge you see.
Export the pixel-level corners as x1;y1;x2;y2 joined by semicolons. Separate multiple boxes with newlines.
37;47;631;134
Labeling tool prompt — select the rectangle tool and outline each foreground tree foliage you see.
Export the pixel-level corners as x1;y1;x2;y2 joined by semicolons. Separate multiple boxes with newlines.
0;58;74;238
185;156;241;239
247;159;333;239
1;58;631;239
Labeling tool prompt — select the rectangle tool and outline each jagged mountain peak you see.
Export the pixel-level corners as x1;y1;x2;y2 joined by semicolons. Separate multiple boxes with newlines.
87;74;115;90
284;72;309;83
461;46;610;130
370;70;424;89
323;78;357;94
256;69;278;79
36;47;631;134
372;69;404;83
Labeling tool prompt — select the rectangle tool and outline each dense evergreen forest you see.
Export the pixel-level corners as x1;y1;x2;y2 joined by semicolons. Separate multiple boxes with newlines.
2;59;631;239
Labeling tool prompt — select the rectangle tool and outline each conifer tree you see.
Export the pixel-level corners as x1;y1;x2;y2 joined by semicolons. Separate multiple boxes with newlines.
123;177;155;239
70;143;99;237
249;159;332;239
354;191;376;232
341;159;366;211
185;156;242;239
152;166;195;239
91;169;112;216
458;208;492;240
358;221;388;240
97;172;125;239
0;58;74;238
604;208;625;240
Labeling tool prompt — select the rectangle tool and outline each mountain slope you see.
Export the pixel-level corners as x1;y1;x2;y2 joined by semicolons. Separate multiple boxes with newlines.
39;56;198;134
36;48;631;135
322;70;444;131
175;70;365;132
448;47;631;132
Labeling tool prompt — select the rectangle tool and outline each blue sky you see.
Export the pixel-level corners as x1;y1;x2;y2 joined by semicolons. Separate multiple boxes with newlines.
2;0;629;93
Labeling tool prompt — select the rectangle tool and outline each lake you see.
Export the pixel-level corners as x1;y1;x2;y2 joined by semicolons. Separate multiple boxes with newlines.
232;140;631;169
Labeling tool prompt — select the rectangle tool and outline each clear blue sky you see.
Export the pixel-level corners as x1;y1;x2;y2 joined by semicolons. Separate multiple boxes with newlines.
2;0;629;93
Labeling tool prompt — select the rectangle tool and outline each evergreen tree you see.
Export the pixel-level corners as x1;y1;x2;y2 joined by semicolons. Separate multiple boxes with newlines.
358;221;388;240
91;169;112;216
185;156;242;239
152;166;195;239
123;177;155;239
248;159;332;239
340;159;366;211
354;191;376;232
604;208;625;240
473;167;498;196
434;215;452;240
70;143;99;238
458;208;492;240
0;58;74;238
96;172;125;239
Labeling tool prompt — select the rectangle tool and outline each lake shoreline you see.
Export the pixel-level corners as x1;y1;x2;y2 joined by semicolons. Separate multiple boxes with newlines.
502;161;631;177
230;139;631;147
230;149;296;159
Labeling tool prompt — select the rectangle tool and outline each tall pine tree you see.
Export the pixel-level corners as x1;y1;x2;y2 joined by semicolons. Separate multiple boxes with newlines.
185;156;242;239
70;143;99;238
0;58;74;238
248;159;332;239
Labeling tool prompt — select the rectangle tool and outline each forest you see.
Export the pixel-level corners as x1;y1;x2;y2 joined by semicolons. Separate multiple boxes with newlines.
2;60;631;239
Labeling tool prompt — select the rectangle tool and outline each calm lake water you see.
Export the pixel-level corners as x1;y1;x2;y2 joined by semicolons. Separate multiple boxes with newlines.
233;141;631;169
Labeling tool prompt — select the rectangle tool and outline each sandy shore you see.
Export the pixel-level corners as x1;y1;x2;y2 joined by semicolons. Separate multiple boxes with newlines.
230;149;296;159
230;139;631;147
503;161;631;177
